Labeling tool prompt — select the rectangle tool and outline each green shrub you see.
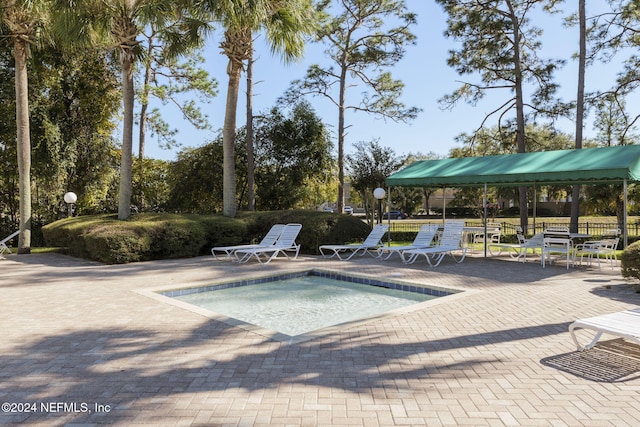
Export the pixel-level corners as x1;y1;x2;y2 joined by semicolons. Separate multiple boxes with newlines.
42;210;372;263
142;218;206;259
198;215;247;249
294;211;371;254
389;231;415;243
43;214;207;263
620;241;640;292
238;209;371;255
83;224;151;264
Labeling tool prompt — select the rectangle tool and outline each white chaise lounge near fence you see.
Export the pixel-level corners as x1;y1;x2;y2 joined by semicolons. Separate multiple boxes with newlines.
400;220;467;267
376;224;439;261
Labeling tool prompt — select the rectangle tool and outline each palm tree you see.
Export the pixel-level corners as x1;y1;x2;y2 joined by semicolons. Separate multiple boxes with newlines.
1;0;50;253
53;0;205;219
200;0;316;217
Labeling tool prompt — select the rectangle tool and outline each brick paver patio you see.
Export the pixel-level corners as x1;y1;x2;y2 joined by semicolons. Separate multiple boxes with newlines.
1;251;639;426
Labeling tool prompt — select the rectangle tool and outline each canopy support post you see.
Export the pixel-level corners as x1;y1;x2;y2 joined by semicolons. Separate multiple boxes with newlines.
533;185;537;235
624;179;628;248
483;183;488;258
387;186;392;247
442;186;446;225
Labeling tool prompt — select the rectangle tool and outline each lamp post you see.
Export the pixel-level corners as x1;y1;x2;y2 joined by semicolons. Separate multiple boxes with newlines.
373;187;385;225
64;192;77;217
373;187;391;246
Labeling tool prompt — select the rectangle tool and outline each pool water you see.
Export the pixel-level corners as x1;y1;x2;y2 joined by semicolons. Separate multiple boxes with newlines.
170;274;440;337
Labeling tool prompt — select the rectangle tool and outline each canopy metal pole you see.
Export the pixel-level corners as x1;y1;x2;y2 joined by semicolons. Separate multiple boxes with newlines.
533;184;537;235
442;186;446;225
483;183;488;258
387;186;391;247
624;179;628;248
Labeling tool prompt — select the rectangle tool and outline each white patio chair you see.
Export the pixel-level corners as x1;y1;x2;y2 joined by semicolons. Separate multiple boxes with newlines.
602;228;621;237
544;226;570;236
575;237;619;270
541;236;574;269
0;230;20;257
473;222;501;244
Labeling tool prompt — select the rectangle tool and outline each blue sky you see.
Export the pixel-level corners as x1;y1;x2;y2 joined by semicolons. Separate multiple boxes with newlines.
140;0;635;161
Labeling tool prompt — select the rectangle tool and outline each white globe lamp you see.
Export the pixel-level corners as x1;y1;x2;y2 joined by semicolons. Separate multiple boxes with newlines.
64;192;77;217
64;192;77;204
373;187;386;200
373;187;386;225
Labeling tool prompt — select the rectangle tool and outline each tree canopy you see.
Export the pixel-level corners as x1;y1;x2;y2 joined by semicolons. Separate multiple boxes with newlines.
285;0;420;214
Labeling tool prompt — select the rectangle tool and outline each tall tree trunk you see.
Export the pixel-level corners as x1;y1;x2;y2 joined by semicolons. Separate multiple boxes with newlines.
223;59;241;217
118;56;135;220
246;43;255;211
337;64;348;214
14;39;31;253
136;57;153;211
571;0;586;233
138;59;152;160
507;1;529;232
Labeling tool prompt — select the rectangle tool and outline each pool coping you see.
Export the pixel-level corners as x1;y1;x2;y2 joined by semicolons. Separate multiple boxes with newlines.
134;268;475;344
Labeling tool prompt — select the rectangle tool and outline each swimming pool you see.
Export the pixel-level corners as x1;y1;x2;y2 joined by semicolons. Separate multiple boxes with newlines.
154;269;461;341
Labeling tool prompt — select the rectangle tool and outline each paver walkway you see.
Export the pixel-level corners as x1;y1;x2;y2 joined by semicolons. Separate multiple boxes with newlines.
1;252;639;426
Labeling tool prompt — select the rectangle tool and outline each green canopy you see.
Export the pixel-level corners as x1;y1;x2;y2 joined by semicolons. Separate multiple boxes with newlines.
386;145;640;187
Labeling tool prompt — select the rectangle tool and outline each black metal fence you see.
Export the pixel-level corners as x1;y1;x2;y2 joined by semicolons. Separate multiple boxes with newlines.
386;221;630;238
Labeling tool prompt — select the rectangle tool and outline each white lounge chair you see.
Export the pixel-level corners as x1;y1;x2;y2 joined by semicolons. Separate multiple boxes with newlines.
319;224;389;261
211;223;285;260
234;223;302;264
376;224;439;260
0;230;20;257
515;232;545;262
401;220;467;267
488;226;525;258
569;308;640;351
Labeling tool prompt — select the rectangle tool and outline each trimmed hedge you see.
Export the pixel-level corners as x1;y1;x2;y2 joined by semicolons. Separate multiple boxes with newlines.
42;210;372;264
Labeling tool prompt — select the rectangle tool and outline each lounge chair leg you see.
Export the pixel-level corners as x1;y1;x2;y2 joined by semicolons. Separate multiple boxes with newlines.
583;332;602;350
402;253;417;264
570;323;603;351
450;249;467;264
429;253;446;267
